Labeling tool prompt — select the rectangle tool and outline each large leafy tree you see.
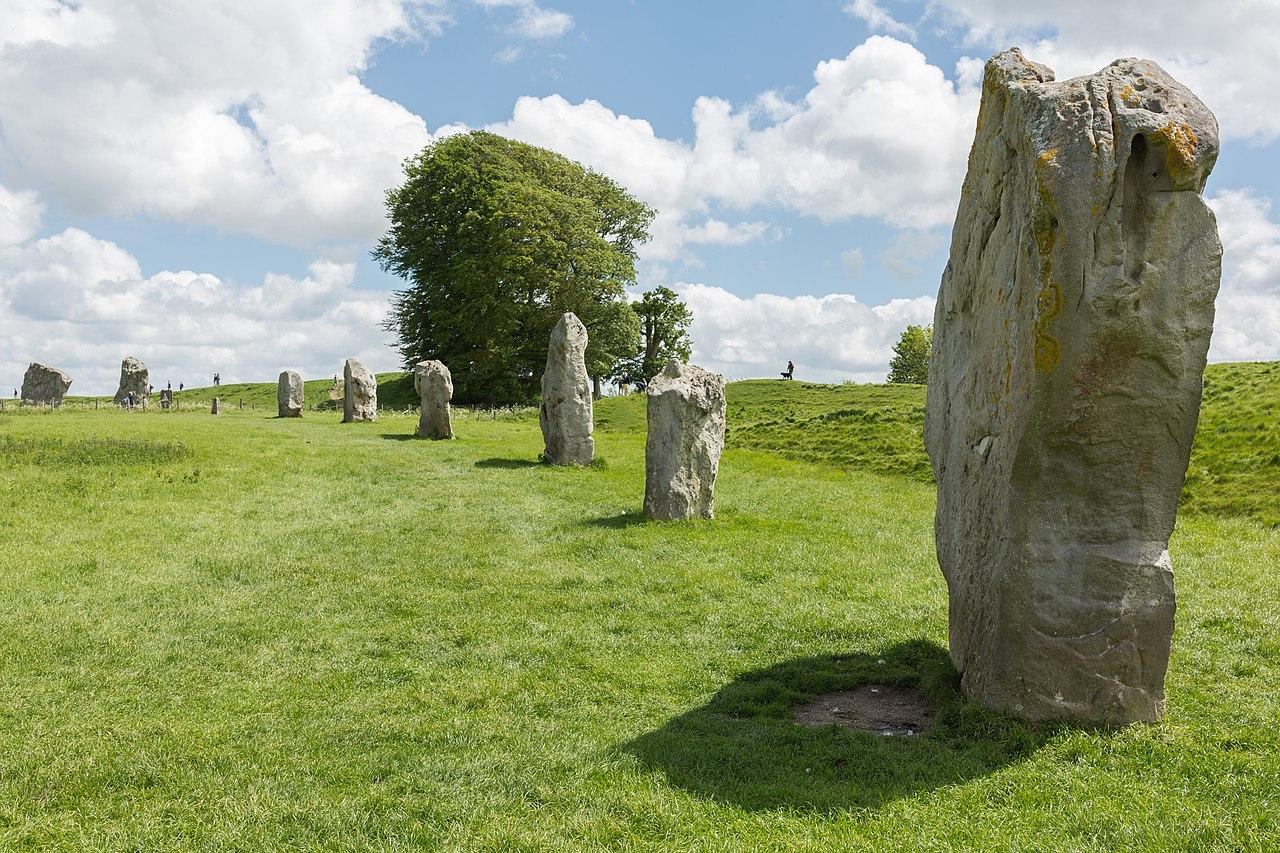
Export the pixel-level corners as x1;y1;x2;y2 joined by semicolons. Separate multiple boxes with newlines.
616;286;693;386
375;131;654;404
887;324;932;385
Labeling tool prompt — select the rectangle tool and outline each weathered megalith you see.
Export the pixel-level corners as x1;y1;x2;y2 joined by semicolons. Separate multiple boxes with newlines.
342;358;377;423
20;363;72;406
277;370;304;418
539;313;594;465
644;359;726;521
413;360;453;440
113;356;149;405
924;50;1222;724
211;397;221;415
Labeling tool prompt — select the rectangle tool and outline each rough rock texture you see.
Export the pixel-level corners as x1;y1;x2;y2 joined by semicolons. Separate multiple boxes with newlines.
539;313;595;465
924;50;1222;724
278;370;304;418
342;358;377;423
413;360;453;440
20;363;72;406
211;397;221;415
113;356;149;405
644;360;726;521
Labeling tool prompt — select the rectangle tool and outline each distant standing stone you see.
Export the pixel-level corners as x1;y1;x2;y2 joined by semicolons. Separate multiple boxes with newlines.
412;360;454;439
211;397;221;415
644;359;726;521
278;370;304;418
539;312;594;465
20;363;72;406
113;356;149;405
343;358;377;422
924;50;1223;724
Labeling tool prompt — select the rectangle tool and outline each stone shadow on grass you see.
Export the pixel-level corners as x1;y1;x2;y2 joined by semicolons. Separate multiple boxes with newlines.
474;458;541;469
583;511;649;529
380;434;415;441
620;639;1054;813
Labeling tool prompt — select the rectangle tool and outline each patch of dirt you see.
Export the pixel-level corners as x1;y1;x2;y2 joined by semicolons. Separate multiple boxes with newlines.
794;684;935;736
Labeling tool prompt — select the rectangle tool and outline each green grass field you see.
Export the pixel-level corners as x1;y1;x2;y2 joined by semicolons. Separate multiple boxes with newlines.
2;366;1278;850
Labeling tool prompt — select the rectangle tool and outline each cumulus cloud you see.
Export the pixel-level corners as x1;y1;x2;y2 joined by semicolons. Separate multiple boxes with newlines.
490;37;980;261
676;283;936;383
1208;189;1280;362
0;189;395;395
928;0;1280;143
0;0;445;247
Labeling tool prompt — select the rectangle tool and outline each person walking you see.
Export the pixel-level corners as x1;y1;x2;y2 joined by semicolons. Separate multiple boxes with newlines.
781;360;795;380
179;382;184;391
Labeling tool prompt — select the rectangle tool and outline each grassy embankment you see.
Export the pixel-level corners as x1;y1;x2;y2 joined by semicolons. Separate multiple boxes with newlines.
0;362;1275;849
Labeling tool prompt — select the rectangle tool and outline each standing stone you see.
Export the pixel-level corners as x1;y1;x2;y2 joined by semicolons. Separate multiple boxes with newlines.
278;370;304;418
342;358;377;423
539;313;594;465
924;50;1222;724
644;360;726;521
211;397;221;415
20;363;72;406
413;360;453;439
113;356;149;405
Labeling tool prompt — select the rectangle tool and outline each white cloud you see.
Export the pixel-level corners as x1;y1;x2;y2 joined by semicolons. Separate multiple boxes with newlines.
841;247;865;276
928;0;1280;143
494;45;523;63
844;0;916;39
882;229;945;280
0;184;44;248
676;283;936;383
1207;189;1280;362
682;219;773;247
490;37;979;261
0;0;442;248
472;0;572;38
0;188;395;395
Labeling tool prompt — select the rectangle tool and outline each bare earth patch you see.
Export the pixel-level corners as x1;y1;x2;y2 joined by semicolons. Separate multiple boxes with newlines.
794;684;935;736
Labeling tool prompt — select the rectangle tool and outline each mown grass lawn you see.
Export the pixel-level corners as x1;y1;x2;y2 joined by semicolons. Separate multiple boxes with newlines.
0;400;1277;850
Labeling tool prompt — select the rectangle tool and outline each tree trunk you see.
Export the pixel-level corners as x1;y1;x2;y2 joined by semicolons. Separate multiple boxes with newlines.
592;375;603;399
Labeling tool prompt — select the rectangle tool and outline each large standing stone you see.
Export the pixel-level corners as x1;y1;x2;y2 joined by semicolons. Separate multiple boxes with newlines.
644;360;726;521
539;313;594;465
924;50;1222;724
342;358;377;422
113;356;149;405
413;360;453;439
278;370;304;418
211;397;221;415
20;363;72;406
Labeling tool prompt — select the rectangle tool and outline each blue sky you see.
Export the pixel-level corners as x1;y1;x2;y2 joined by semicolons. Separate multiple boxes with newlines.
2;0;1278;393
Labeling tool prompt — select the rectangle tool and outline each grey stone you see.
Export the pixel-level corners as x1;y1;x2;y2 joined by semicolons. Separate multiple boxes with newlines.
113;356;149;405
644;359;726;520
342;358;377;422
211;397;221;415
278;370;304;418
20;363;72;406
413;360;453;439
539;313;594;465
924;50;1222;724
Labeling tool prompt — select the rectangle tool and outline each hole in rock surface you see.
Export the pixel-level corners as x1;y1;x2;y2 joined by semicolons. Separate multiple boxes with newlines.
793;684;935;736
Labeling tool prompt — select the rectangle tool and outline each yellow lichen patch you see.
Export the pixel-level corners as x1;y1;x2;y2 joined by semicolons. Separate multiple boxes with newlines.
1156;121;1200;186
1034;281;1064;374
1119;84;1142;106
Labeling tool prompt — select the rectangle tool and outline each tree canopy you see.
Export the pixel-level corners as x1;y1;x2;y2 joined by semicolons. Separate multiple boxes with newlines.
887;324;932;385
375;131;654;404
617;286;693;386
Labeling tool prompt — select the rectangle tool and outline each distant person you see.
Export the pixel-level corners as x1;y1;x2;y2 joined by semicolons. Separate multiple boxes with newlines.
214;373;220;386
125;391;134;409
12;388;17;398
179;382;184;391
781;360;795;380
149;384;154;394
166;381;171;391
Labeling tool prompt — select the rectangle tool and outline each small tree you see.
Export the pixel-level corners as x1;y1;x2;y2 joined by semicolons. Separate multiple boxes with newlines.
617;286;693;385
888;324;932;384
